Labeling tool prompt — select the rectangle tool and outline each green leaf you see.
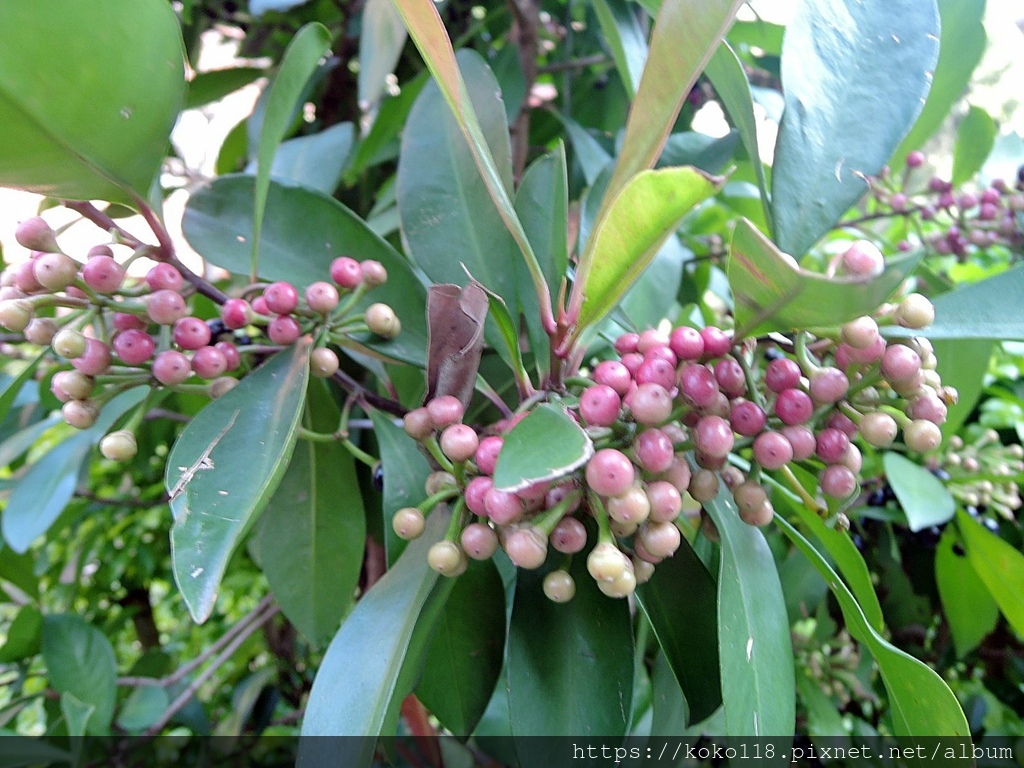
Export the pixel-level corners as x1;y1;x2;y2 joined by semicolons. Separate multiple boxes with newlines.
299;508;449;755
168;340;312;623
0;415;62;469
883;452;956;532
182;175;428;365
0;547;39;600
251;0;310;14
912;264;1024;341
649;651;689;736
705;43;771;229
635;538;721;724
729;218;920;337
185;67;265;110
388;1;552;329
0;605;42;663
592;0;742;230
796;670;849;739
772;0;940;256
0;734;71;767
702;483;794;736
574;167;720;335
507;552;634;741
214;668;275;736
592;0;647;98
657;131;739;175
492;404;593;493
416;559;505;736
893;0;987;169
250;22;332;276
933;338;993;436
957;510;1024;639
0;0;185;204
116;686;170;733
368;409;432;567
775;514;970;738
480;286;531;393
358;0;408;112
0;351;45;426
934;528;998;658
952;106;997;188
42;615;117;736
60;693;95;738
2;388;147;553
248;123;354;195
259;381;364;645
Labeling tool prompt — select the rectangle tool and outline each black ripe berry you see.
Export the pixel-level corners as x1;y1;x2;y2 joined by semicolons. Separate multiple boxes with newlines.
372;463;385;492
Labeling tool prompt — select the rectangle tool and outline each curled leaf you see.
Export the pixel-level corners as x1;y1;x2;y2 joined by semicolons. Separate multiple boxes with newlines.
425;282;489;408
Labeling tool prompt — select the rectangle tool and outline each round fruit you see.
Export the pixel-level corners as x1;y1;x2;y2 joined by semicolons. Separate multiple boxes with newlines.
81;256;125;294
152;350;191;385
427;541;464;575
305;281;340;314
606;486;651;525
440;423;479;463
146;263;184;292
550;516;587;553
579;383;621;426
33;253;79;291
753;431;794;470
461;523;498;560
426;395;464;428
24;317;58;345
366;303;400;338
860;411;898;447
585;449;635;497
310;347;340;377
330;257;362;289
173;316;212;350
192;346;228;379
100;430;138;461
629;383;673;425
268;315;302;345
393;507;426;540
0;300;33;332
895;294;935;329
263;282;300;315
403;407;433;441
634;428;674;473
504;527;548;569
147;290;188;325
62;399;99;429
543;570;576;603
71;339;112;376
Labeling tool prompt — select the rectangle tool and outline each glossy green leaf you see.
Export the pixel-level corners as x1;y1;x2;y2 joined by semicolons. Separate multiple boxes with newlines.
729;218;921;337
0;352;45;427
507;553;634;740
2;389;146;553
299;508;448;755
0;415;62;469
705;43;771;229
345;72;428;181
358;0;408;112
368;410;432;566
0;605;42;663
913;264;1024;341
185;67;265;110
775;515;971;738
116;686;170;733
388;2;552;330
168;340;312;623
0;0;185;204
250;22;332;276
702;484;794;736
935;528;998;658
247;123;354;195
259;382;364;645
933;338;993;436
42;615;117;736
480;286;531;393
398;51;518;303
635;537;722;724
574;167;720;335
593;0;742;229
656;131;739;175
772;0;940;256
492;404;593;493
958;510;1024;638
183;175;428;365
417;559;505;736
61;694;95;738
952;106;997;188
592;0;647;97
0;734;72;767
893;0;987;169
649;651;689;736
883;452;955;532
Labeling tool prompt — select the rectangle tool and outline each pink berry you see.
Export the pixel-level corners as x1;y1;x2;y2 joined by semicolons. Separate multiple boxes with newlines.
646;480;682;522
461;523;498;560
440;424;479;463
152;350;191;385
191;346;228;379
809;367;849;404
305;281;340;314
113;313;147;332
15;217;58;252
906;150;925;168
714;358;745;397
614;332;639;355
550;516;587;553
881;344;921;383
474;436;503;475
644;345;677;366
579;383;621;426
221;298;252;330
774;388;813;425
669;326;704;360
426;395;464;428
628;383;673;426
635;357;676;390
360;260;388;286
146;263;183;292
699;326;731;359
908;393;947;425
504;527;548;569
729;399;766;437
661;456;691;493
81;256;124;293
679;363;718;408
825;411;858;438
840;240;884;278
840;316;879;350
268;315;302;345
636;329;669;355
694;415;734;458
620;352;643;376
593;360;631;395
71;339;112;376
14;260;43;293
585;449;635;497
263;282;299;315
252;296;270;316
147;289;188;325
544;483;581;512
330;257;362;289
215;341;241;371
465;476;493;516
113;329;155;365
753;431;794;470
634;429;674;473
765;358;801;393
815;428;850;464
484;487;525;525
820;465;857;499
781;425;816;461
173;316;212;350
33;253;79;291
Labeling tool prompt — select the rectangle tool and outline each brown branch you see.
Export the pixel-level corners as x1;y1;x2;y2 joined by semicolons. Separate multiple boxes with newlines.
76;491;166;509
538;54;609;73
332;368;409;417
506;0;540;181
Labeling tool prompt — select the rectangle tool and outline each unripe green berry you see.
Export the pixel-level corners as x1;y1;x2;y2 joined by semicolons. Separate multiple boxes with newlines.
860;411;898;447
425;470;457;496
895;294;935;329
0;299;34;332
587;541;628;582
51;370;94;402
597;566;636;599
606;486;651;525
310;347;340;378
503;526;548;569
62;399;99;429
403;407;433;441
52;328;87;359
366;303;400;339
840;316;879;350
24;317;58;345
100;430;138;461
636;520;681;559
904;419;942;453
427;540;464;576
33;253;79;292
392;507;426;540
543;570;576;603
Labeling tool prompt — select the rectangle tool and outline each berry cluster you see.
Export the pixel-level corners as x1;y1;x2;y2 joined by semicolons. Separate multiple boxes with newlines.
0;216;400;459
391;244;954;603
940;429;1023;520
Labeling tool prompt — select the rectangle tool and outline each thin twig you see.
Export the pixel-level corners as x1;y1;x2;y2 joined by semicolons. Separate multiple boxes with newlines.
332;368;408;417
538;54;608;73
76;491;164;509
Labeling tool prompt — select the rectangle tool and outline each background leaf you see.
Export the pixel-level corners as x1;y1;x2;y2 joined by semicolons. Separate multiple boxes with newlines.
933;338;994;436
185;67;265;110
592;0;647;98
358;0;408;113
247;123;354;195
909;263;1024;341
772;0;940;256
957;510;1024;638
934;528;998;658
492;404;593;492
951;106;997;187
0;605;42;664
883;452;956;532
183;175;428;365
0;0;185;203
42;615;117;735
168;340;311;623
258;381;364;644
